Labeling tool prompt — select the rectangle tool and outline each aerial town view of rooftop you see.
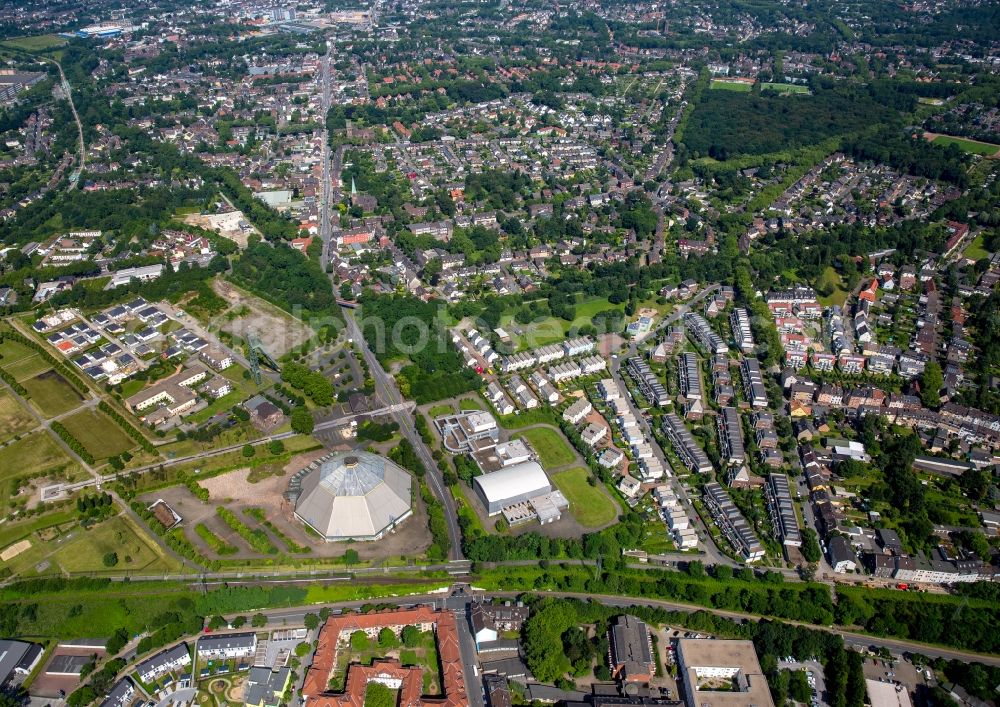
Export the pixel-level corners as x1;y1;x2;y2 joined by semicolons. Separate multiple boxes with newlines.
0;1;998;707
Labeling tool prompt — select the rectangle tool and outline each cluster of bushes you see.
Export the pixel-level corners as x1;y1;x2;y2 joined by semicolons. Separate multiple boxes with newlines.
281;362;333;406
217;506;278;555
245;508;310;553
0;366;26;396
98;401;154;452
420;482;449;561
186;479;209;501
50;421;94;464
195;523;238;555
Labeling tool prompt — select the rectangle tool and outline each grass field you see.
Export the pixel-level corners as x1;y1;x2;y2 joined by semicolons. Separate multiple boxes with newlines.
21;371;84;418
49;515;183;575
458;398;482;411
550;467;618;528
815;265;849;307
0;432;81;479
710;79;752;92
517;426;576;468
963;234;990;261
502;295;622;351
0;509;75;556
930;134;1000;156
428;404;454;418
0;390;37;442
59;409;136;460
761;82;811;94
1;34;66;51
3;354;51;382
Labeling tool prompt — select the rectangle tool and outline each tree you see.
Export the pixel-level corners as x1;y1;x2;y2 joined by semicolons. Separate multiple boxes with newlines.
208;615;228;630
242;444;255;458
303;613;320;630
920;361;943;408
364;683;395;707
343;548;360;566
231;615;247;628
959;466;990;501
251;613;268;628
401;625;420;647
350;630;370;651
102;552;118;567
268;439;285;455
378;627;399;649
291;406;314;434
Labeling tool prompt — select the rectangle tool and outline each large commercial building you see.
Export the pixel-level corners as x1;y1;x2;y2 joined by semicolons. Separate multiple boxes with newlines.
290;451;412;541
473;461;551;515
676;639;775;707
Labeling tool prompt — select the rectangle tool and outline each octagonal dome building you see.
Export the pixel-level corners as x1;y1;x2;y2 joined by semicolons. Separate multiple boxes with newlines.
292;451;412;541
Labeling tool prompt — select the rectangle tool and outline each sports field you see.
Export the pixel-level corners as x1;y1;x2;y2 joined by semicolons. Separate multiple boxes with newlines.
710;79;752;91
21;370;84;418
929;134;1000;156
761;82;810;94
60;409;136;460
1;34;66;51
0;390;36;442
517;426;576;468
550;467;618;528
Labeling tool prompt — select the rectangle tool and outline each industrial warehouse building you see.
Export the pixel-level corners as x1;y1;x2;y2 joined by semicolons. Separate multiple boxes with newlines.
290;451;412;541
473;461;552;515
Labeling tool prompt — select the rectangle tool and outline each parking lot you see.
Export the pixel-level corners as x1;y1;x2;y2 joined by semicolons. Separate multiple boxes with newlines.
778;658;827;707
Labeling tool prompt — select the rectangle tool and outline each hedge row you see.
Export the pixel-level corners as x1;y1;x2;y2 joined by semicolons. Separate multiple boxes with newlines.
97;401;154;453
0;365;27;396
0;329;88;395
217;506;278;555
50;421;95;464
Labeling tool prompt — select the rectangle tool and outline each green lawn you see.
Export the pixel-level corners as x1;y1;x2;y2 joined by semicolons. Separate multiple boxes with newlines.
815;266;848;307
21;371;84;418
963;234;990;261
710;79;752;92
59;409;136;460
0;432;81;479
0;508;75;556
428;404;454;418
3;354;51;382
0;390;37;442
1;34;66;51
930;134;1000;156
517;426;576;468
502;295;621;351
458;398;482;411
760;82;811;94
49;515;184;575
550;467;618;528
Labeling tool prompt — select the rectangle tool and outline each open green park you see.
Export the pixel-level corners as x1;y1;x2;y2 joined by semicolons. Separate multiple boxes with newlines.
0;390;37;442
517;426;576;468
59;408;137;461
929;134;1000;156
550;467;618;528
710;79;752;92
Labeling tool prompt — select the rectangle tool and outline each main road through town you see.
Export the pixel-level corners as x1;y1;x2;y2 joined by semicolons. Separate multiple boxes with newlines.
340;306;466;561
